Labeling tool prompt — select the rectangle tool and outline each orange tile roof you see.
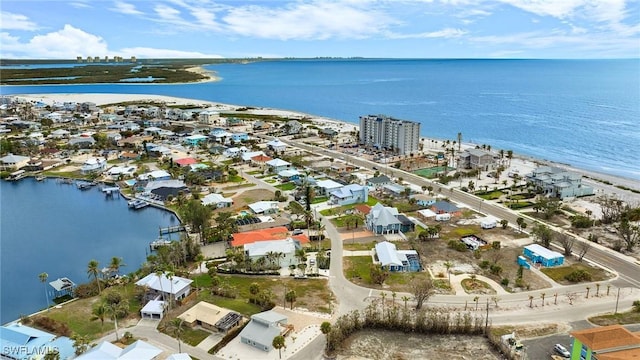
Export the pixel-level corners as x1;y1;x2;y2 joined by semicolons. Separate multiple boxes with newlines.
354;204;371;215
571;325;640;352
231;226;309;246
251;155;273;162
596;348;640;360
175;157;197;166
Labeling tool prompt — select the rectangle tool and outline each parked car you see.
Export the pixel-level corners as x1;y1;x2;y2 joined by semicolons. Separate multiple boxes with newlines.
554;344;570;358
292;229;304;235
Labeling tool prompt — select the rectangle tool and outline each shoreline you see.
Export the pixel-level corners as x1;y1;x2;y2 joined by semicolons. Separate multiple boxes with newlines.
11;92;640;192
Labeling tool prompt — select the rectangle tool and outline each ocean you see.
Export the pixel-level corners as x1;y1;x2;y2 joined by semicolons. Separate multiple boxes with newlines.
0;178;179;324
1;59;638;180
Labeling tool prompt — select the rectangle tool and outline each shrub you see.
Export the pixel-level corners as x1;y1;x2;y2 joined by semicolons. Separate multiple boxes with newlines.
31;316;71;337
501;278;509;286
571;215;594;228
633;300;640;312
448;240;467;252
489;265;503;275
74;282;99;298
479;260;490;269
565;269;592;283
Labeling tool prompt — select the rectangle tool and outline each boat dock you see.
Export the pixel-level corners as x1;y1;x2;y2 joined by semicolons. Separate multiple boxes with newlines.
159;225;186;235
6;170;26;181
128;199;149;210
149;238;173;250
76;181;95;190
101;186;120;197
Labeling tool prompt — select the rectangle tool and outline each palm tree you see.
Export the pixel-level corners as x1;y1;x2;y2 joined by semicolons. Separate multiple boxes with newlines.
155;270;166;303
87;260;102;294
320;321;332;352
105;301;128;341
401;295;410;311
166;271;175;309
90;302;108;331
39;272;49;310
167;318;185;353
443;261;453;284
109;257;126;277
273;335;286;359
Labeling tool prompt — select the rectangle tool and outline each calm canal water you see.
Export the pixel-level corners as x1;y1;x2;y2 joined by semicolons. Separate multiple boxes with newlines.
0;177;179;324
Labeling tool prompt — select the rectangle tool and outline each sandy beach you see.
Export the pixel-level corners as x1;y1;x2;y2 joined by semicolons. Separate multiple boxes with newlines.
13;93;640;199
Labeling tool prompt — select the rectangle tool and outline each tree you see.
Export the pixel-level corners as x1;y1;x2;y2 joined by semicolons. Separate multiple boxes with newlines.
616;219;639;251
516;217;525;232
39;272;49;310
90;302;108;330
104;294;129;341
558;233;575;256
500;219;509;229
87;259;102;294
531;224;554;248
167;318;185;353
109;257;125;277
249;282;261;296
412;278;435;310
443;261;453;284
272;335;286;359
71;333;90;355
44;349;60;360
285;290;297;310
576;242;592;262
320;321;332;351
369;265;389;285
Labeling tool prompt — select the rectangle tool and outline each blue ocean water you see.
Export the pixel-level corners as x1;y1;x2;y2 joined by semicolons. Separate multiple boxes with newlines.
0;178;179;324
1;59;638;179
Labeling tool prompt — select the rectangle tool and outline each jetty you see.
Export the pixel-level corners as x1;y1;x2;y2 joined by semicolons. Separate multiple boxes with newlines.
159;225;186;235
149;238;173;250
6;170;26;181
128;199;149;210
101;186;120;197
35;175;46;181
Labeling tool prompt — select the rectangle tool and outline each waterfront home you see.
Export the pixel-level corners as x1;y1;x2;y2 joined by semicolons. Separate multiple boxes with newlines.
266;138;287;152
244;238;301;268
202;193;233;208
523;244;564;267
178;301;243;334
137;170;171;181
525;166;595;199
0;323;75;360
239;310;288;352
80;157;107;174
266;158;291;173
144;180;189;201
569;325;640;360
136;272;193;302
329;184;368;206
374;241;422;272
76;340;162;360
458;148;497;171
106;165;137;180
248;200;280;215
231;226;309;247
0;153;30;170
366;203;402;234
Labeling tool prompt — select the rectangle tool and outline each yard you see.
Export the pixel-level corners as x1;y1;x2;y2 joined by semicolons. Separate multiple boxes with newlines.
540;263;611;284
343;255;432;292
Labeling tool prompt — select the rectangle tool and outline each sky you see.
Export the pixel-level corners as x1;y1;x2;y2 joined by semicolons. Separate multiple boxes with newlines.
1;0;639;59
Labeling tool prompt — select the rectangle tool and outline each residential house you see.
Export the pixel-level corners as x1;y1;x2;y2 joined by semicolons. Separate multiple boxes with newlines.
223;146;248;158
366;203;402;234
119;151;141;161
135;272;193;302
431;201;461;216
382;183;407;197
0;323;75;360
175;157;198;167
417;208;438;221
184;134;208;147
523;244;564;267
569;325;640;360
374;241;421;272
50;129;70;138
178;301;243;333
266;158;291;173
329;184;368;206
106;132;122;144
230;132;249;143
315;179;345;197
68;136;96;148
76;340;162;360
525;166;595;199
137;170;171;181
458;148;497;171
202;193;234;208
284;120;302;135
410;194;437;207
278;169;301;182
366;175;392;189
144;180;189;201
106;165;137;180
0;153;30;170
244;238;302;268
231;226;309;247
250;154;273;167
239;310;288;352
320;127;338;138
396;214;416;233
253;121;272;131
248;201;280;215
241;151;265;163
225;117;244;127
266;138;287;152
80;157;107;174
140;300;166;320
199;110;220;125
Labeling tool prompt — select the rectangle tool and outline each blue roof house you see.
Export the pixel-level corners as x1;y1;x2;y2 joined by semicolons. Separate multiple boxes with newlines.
183;134;208;147
0;323;75;360
231;133;249;143
366;203;402;234
329;184;368;206
523;244;564;267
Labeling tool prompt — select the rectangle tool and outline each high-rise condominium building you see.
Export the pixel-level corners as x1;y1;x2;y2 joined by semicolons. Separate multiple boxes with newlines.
359;114;421;155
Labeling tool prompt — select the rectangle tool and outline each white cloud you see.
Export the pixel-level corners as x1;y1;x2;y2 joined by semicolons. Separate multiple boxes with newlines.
1;12;39;31
111;1;143;15
70;1;91;9
154;4;183;22
2;25;108;58
389;27;467;39
497;0;586;19
118;47;223;58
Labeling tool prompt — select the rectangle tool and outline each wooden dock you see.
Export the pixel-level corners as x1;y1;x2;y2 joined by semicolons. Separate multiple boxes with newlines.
159;225;186;235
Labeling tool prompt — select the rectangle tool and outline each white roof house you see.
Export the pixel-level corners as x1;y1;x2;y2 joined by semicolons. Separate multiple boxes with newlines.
241;150;265;162
248;201;280;215
0;153;30;170
266;158;291;173
266;138;287;151
135;272;193;300
80;157;107;174
137;170;171;181
374;241;420;272
202;193;234;208
244;238;300;257
76;340;162;360
140;299;166;320
316;179;344;195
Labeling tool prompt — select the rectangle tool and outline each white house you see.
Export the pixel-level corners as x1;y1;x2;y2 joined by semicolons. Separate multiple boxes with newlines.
202;193;234;208
315;179;344;196
329;184;368;206
266;138;287;152
137;170;171;181
140;299;166;320
266;158;291;173
135;272;193;301
80;157;107;174
244;238;301;268
106;165;137;179
199;110;220;125
248;201;280;215
76;340;162;360
374;241;421;272
241;150;265;162
239;310;288;352
50;129;70;139
0;153;30;170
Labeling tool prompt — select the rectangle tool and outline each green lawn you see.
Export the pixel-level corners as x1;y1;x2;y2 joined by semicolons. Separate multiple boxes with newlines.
540;263;609;284
246;170;263;175
414;166;454;178
589;310;640;326
330;214;364;228
180;327;211;346
311;196;328;204
476;191;504;200
275;183;296;191
228;175;245;183
344;256;373;284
